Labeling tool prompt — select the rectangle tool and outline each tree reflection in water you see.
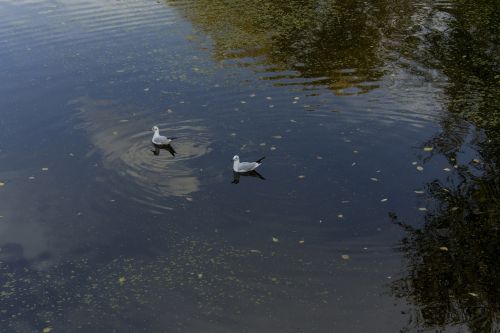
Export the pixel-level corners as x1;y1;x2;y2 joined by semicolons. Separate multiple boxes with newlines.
390;0;499;331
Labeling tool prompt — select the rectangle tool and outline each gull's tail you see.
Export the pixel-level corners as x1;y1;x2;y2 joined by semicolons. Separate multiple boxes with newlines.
255;156;266;164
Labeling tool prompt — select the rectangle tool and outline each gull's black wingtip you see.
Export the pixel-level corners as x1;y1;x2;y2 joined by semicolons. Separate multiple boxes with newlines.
255;156;266;164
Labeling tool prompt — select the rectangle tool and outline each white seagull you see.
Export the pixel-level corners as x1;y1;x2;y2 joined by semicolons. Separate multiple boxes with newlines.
232;155;265;173
151;126;174;145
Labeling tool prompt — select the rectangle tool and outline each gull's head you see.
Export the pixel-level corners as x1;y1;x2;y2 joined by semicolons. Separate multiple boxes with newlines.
152;126;159;132
232;155;239;162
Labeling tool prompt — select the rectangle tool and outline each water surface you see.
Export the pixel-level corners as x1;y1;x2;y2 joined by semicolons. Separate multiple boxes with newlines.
0;0;498;332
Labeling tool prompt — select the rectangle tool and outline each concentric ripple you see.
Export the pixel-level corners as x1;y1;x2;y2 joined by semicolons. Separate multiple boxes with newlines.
71;96;212;212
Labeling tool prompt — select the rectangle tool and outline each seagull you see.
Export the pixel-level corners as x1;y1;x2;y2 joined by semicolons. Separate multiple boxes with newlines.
232;155;265;173
151;126;175;145
151;126;177;157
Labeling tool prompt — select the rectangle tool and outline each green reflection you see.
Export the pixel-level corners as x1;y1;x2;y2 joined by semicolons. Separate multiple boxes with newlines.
391;0;500;332
167;0;416;94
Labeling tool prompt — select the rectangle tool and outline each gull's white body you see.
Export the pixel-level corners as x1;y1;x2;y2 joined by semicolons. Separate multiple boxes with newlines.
151;126;172;145
232;155;264;173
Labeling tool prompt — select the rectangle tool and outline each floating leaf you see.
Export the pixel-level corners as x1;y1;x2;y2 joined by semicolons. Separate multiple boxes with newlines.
381;198;388;202
337;214;344;218
414;190;424;194
270;146;277;151
418;207;427;211
439;246;448;251
412;161;418;165
443;168;451;172
299;240;305;244
42;167;49;171
197;273;203;279
118;276;126;285
468;292;479;297
370;178;378;182
423;147;433;152
341;254;350;260
43;327;53;333
416;166;424;171
0;181;4;187
272;237;279;243
298;175;305;179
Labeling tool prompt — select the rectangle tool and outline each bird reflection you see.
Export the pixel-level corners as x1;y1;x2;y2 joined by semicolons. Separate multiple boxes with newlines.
232;170;265;184
151;143;177;157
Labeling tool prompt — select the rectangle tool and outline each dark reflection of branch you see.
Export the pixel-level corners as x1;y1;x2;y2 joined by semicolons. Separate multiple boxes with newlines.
167;0;416;94
231;170;265;184
391;0;500;332
151;143;177;157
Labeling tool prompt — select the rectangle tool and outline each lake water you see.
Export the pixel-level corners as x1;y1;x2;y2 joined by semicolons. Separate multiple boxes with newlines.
0;0;498;332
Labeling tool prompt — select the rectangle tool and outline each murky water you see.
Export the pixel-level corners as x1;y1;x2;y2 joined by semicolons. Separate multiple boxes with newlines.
0;0;498;332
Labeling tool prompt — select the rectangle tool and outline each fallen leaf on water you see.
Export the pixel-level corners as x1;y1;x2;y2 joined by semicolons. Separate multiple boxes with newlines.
118;276;126;285
0;182;4;187
42;167;49;171
299;240;305;244
186;197;193;202
443;168;451;172
439;246;448;251
412;161;418;165
270;146;277;151
472;159;480;163
416;166;424;171
381;198;388;202
197;273;203;279
414;190;424;194
341;254;350;260
468;292;479;297
298;175;305;179
272;237;279;243
418;207;427;211
42;327;53;333
337;214;344;218
423;147;433;152
370;178;378;182
29;176;35;180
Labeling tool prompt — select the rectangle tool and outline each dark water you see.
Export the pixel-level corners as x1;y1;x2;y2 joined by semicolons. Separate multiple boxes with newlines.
0;0;498;332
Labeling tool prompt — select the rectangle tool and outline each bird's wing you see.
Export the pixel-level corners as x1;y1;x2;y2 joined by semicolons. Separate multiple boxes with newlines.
153;136;170;145
238;162;258;172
